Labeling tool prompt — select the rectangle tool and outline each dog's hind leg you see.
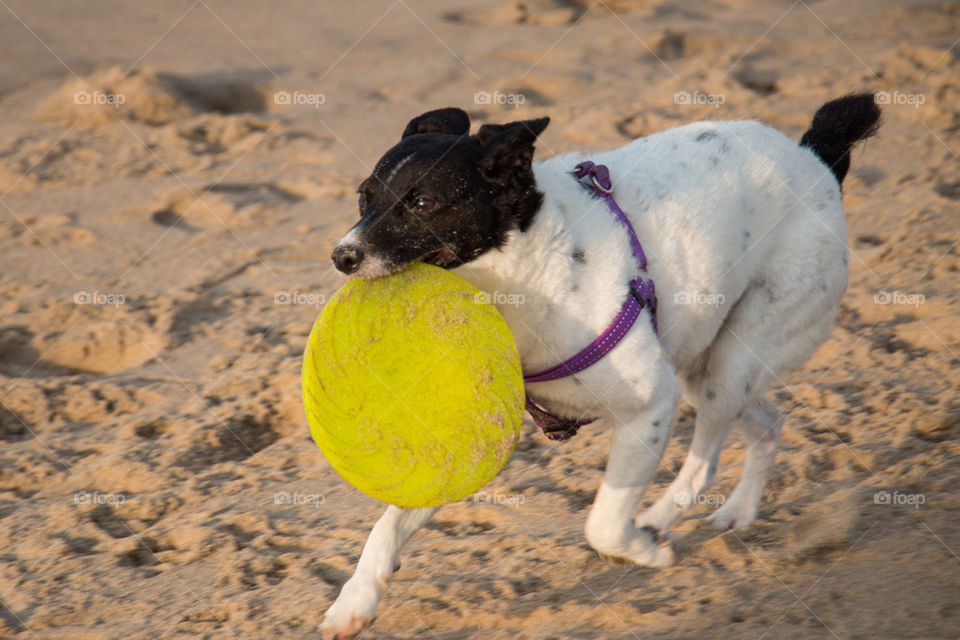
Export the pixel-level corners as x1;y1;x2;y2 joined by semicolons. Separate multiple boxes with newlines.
639;255;842;535
321;505;438;639
706;397;783;529
584;377;680;567
636;327;767;535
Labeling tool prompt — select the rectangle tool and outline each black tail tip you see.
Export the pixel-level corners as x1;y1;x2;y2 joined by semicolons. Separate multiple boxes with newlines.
807;93;882;144
800;92;882;185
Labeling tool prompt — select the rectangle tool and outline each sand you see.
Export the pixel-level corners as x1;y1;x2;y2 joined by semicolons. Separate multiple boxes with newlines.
1;0;958;638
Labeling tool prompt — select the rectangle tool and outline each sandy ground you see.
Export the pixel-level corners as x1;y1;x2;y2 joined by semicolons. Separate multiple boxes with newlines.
1;0;959;638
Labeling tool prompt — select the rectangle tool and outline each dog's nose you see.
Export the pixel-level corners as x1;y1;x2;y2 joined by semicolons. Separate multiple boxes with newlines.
332;245;364;274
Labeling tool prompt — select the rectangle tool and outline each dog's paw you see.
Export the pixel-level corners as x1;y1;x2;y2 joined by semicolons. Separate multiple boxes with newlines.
705;500;757;530
634;495;684;535
598;552;636;567
590;525;676;568
320;577;380;639
320;614;373;640
598;542;675;568
637;539;675;567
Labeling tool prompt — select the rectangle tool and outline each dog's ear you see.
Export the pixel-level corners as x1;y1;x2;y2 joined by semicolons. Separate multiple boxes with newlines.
401;108;471;139
477;117;550;182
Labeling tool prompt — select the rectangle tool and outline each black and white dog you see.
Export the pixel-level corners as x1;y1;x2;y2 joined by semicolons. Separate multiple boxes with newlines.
322;95;880;637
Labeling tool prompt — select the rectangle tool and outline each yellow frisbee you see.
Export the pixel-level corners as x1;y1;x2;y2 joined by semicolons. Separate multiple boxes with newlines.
302;263;523;508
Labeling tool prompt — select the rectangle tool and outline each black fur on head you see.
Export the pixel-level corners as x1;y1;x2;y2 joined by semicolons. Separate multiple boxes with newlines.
331;107;550;277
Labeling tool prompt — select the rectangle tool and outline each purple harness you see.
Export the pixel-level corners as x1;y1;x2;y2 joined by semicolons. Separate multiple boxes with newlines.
523;161;658;441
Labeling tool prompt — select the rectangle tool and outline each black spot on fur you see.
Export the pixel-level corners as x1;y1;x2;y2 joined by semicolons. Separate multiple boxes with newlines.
800;93;881;185
696;130;730;153
706;389;716;400
651;436;660;444
571;248;586;264
744;382;751;394
652;420;661;427
710;156;720;166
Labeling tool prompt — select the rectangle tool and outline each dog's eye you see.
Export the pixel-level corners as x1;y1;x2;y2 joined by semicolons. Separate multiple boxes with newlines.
414;197;436;212
357;192;367;211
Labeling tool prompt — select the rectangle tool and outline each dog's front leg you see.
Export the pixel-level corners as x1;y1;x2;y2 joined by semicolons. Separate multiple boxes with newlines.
584;388;679;567
321;505;438;639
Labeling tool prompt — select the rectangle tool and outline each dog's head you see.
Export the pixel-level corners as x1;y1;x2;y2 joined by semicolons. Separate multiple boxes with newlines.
331;108;550;278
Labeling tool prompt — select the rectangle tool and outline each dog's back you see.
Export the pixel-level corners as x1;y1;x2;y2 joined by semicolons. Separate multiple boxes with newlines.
532;95;880;372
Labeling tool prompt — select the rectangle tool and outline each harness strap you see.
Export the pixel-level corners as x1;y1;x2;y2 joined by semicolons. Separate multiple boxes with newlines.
523;161;658;441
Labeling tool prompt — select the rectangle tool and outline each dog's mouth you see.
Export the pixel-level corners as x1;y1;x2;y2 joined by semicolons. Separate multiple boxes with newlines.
420;248;459;268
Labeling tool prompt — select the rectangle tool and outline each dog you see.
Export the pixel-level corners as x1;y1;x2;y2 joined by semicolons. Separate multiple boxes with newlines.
321;94;880;638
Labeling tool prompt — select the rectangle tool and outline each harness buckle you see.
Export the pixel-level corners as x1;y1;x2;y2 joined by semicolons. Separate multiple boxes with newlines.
590;173;614;195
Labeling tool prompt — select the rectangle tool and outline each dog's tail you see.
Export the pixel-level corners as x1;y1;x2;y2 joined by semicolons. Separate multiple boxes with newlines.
800;93;881;185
